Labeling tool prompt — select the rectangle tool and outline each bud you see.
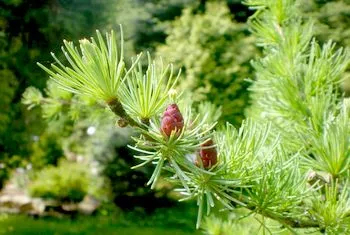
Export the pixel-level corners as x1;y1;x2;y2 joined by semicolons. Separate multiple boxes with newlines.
168;88;178;101
196;139;217;169
161;103;184;137
117;118;128;127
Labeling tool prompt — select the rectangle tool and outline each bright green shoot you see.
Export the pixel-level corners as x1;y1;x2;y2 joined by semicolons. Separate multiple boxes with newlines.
38;26;140;103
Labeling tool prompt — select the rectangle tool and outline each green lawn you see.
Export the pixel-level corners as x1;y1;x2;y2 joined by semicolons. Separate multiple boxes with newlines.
0;204;201;235
0;204;323;235
0;217;193;235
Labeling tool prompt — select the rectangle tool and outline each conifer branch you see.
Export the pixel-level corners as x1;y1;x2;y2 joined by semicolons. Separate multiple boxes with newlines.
23;0;350;232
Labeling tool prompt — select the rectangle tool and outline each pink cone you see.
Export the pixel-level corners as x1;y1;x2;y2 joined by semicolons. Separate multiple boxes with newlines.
196;139;217;169
161;104;184;137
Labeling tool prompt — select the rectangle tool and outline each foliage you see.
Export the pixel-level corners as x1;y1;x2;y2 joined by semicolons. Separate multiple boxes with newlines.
301;0;350;48
29;131;64;169
28;160;105;202
156;1;258;126
24;82;178;211
0;69;18;134
95;129;176;212
247;0;349;167
0;154;24;189
23;0;350;234
0;0;117;189
201;209;322;235
0;166;8;189
37;28;140;103
245;0;350;233
118;0;252;54
300;0;350;95
202;212;263;235
122;0;197;54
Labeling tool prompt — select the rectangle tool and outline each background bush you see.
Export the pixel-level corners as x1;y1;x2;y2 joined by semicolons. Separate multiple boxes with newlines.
29;160;104;202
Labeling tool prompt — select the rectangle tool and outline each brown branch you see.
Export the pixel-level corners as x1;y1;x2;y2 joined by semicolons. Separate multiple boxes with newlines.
106;97;141;128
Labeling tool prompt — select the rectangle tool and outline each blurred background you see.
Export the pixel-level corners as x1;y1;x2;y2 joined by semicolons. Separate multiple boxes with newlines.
0;0;349;234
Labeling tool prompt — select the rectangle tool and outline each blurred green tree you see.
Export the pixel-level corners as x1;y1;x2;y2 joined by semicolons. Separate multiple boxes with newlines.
0;0;116;188
156;1;258;126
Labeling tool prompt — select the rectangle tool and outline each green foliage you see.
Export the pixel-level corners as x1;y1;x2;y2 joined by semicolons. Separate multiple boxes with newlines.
24;80;177;211
0;154;25;189
29;131;63;169
37;28;140;103
119;54;180;123
0;67;18;187
246;0;350;174
0;166;9;189
201;209;321;235
245;0;350;233
202;212;261;235
301;0;350;48
96;130;176;212
23;79;108;123
300;0;350;95
123;0;197;54
24;0;350;233
0;69;18;134
0;0;118;189
310;181;350;234
156;1;258;125
29;160;104;202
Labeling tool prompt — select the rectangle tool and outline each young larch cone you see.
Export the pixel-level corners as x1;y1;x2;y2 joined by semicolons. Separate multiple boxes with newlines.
161;103;184;137
196;139;217;169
